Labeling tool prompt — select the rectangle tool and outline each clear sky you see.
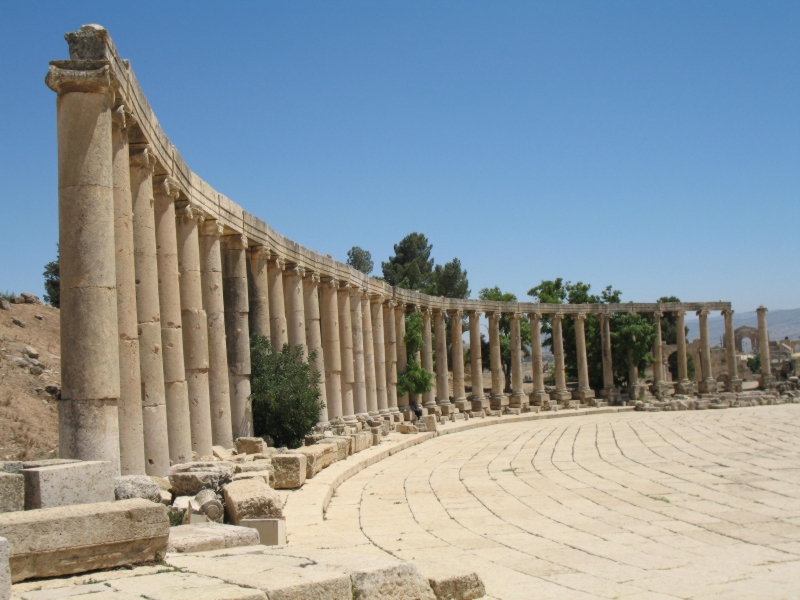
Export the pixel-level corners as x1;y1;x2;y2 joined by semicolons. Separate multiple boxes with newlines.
1;1;798;313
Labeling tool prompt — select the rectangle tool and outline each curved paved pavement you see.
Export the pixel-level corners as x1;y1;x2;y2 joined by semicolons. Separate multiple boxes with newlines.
290;405;800;599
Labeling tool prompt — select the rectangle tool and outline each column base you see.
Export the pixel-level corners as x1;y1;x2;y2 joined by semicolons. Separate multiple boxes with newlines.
490;393;508;410
650;382;674;399
726;377;743;393
676;380;695;395
508;392;528;408
759;374;776;389
470;396;489;411
600;386;620;401
355;413;370;422
698;378;718;394
378;408;392;416
342;414;359;425
528;391;550;406
572;388;595;402
550;389;572;405
454;400;471;413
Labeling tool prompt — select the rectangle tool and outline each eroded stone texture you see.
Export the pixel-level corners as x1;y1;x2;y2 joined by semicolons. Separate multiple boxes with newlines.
293;445;336;479
0;475;23;514
21;461;114;510
166;523;259;554
222;479;283;524
271;454;307;489
169;462;234;496
235;437;267;455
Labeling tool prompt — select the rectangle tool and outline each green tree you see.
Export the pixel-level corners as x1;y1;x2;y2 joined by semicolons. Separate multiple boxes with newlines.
611;312;656;385
667;351;696;381
381;233;434;291
747;353;761;374
428;258;470;299
346;246;373;275
477;287;531;391
657;296;682;344
397;312;434;398
43;245;60;308
249;335;324;449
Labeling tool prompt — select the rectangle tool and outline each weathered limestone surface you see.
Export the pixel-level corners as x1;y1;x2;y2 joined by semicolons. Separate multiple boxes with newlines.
235;437;267;455
247;246;270;339
294;444;336;479
222;478;283;524
166;523;259;554
267;257;288;349
421;566;485;600
362;291;379;416
239;518;286;546
303;272;328;424
320;279;343;421
337;284;356;423
0;537;8;600
283;264;306;359
114;474;161;504
271;454;307;489
315;436;350;462
0;475;23;514
107;571;266;600
21;461;114;510
169;462;234;496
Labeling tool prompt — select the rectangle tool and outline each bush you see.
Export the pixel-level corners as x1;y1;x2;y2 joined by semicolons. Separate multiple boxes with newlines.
397;312;433;396
43;245;60;308
249;335;324;449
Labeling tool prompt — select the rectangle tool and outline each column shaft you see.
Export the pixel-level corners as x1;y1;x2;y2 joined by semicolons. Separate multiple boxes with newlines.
420;309;435;408
509;313;527;408
372;297;389;414
396;305;409;411
652;313;664;384
468;311;487;409
338;285;356;423
675;310;693;394
320;279;343;420
757;306;773;388
434;310;450;405
697;310;717;394
449;311;466;406
350;288;368;418
247;247;270;339
385;302;399;414
552;314;571;404
628;348;639;400
600;314;617;400
487;312;508;409
528;313;549;406
723;309;742;392
302;272;328;424
267;257;288;349
284;264;306;359
362;292;378;415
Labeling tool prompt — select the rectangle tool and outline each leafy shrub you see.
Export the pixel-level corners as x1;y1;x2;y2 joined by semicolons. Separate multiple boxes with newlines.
397;312;433;396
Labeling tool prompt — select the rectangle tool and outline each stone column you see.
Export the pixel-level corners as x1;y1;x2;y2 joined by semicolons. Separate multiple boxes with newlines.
468;311;488;410
627;348;639;400
551;314;572;404
650;312;670;398
129;146;170;476
320;278;343;421
284;263;306;359
757;306;774;389
675;310;694;394
509;313;527;409
396;304;410;412
570;314;594;404
486;311;508;410
221;234;252;439
372;296;389;415
449;310;467;411
350;287;368;419
302;271;328;424
434;310;450;406
528;313;549;406
362;291;379;416
154;176;193;464
697;309;717;394
384;301;400;415
338;284;357;424
248;246;270;339
599;313;618;402
268;256;288;350
111;102;145;475
199;220;234;448
420;308;436;409
176;202;214;458
47;61;122;473
722;309;742;392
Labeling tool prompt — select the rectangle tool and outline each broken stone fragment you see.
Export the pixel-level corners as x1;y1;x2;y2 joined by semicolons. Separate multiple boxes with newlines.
235;437;268;455
222;478;283;524
22;347;38;359
11;319;24;328
193;489;224;522
0;298;9;311
166;522;259;554
114;474;162;504
169;462;234;496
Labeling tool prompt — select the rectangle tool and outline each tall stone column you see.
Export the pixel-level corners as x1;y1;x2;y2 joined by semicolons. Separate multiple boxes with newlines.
199;219;234;448
528;313;549;406
372;296;389;415
572;314;595;403
627;348;639;400
384;301;400;415
267;256;288;350
130;145;170;476
468;311;488;410
650;312;670;398
420;308;436;409
599;313;618;402
349;287;368;419
486;312;508;410
338;284;357;424
175;202;214;458
302;271;328;424
221;234;252;438
284;263;306;360
111;102;145;475
154;176;193;464
449;310;467;411
396;304;410;412
248;246;270;339
362;291;378;416
47;61;121;473
509;313;527;409
757;306;774;389
551;314;572;404
697;309;717;394
434;310;450;406
675;310;694;394
320;278;343;420
722;309;742;392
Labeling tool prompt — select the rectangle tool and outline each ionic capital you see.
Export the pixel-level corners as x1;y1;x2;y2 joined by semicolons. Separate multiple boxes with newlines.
303;270;321;284
697;309;710;317
129;144;155;172
153;175;180;199
675;310;686;317
175;200;204;223
269;256;286;271
527;311;542;322
371;293;386;304
447;309;463;318
653;311;662;319
321;276;338;289
552;313;564;323
721;308;734;317
284;262;304;276
756;305;768;314
572;314;585;322
45;63;113;95
111;101;127;129
510;312;521;321
221;233;248;250
200;219;224;238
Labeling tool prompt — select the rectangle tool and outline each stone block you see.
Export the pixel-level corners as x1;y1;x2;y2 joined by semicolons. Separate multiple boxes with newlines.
271;454;307;489
212;446;234;461
159;490;172;505
166;523;260;554
233;460;273;474
20;459;78;469
398;424;419;434
239;518;286;546
315;436;350;461
107;571;266;600
21;461;114;510
0;463;21;475
222;478;283;524
420;415;438;433
235;437;267;455
421;566;485;600
0;499;168;582
115;475;162;503
232;471;274;488
0;537;9;600
0;475;23;514
294;444;336;479
372;433;381;446
349;431;372;454
169;462;234;496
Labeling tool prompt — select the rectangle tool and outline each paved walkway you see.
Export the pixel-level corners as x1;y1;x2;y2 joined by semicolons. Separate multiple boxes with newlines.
290;405;800;599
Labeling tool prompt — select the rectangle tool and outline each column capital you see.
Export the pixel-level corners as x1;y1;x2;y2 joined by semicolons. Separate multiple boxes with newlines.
283;262;305;277
652;310;662;319
269;256;286;270
303;270;321;284
221;233;248;250
111;101;130;129
484;310;499;319
552;313;564;323
175;200;204;223
697;309;710;317
756;305;768;314
250;244;271;259
527;311;542;321
466;309;481;316
129;144;155;172
384;299;397;308
200;218;224;237
320;276;338;288
45;62;113;95
153;175;180;199
510;312;522;321
447;309;463;318
675;309;686;317
721;308;734;317
572;313;586;322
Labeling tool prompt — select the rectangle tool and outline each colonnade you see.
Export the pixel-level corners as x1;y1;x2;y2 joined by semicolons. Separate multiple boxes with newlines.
46;25;774;478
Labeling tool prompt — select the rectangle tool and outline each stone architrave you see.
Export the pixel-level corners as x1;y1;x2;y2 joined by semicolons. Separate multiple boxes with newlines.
267;256;288;350
337;284;357;424
153;176;193;466
283;263;307;360
46;59;122;474
247;246;270;340
371;296;390;415
448;310;467;410
572;314;595;403
362;291;379;416
349;288;368;419
468;311;488;410
528;313;549;406
509;313;528;408
697;309;718;394
221;234;252;438
722;309;743;392
176;202;214;458
199;219;234;448
599;313;620;402
675;310;694;395
111;102;145;475
302;272;328;424
756;306;774;389
320;279;343;421
486;311;508;410
395;303;410;412
551;314;572;404
384;301;400;415
420;309;436;409
129;145;170;476
433;310;450;406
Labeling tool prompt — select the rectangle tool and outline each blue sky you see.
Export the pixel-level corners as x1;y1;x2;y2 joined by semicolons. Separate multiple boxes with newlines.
1;1;798;313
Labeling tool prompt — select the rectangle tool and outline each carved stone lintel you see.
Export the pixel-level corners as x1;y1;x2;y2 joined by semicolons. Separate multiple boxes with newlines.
45;63;112;95
200;219;224;238
153;175;180;199
128;144;155;172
